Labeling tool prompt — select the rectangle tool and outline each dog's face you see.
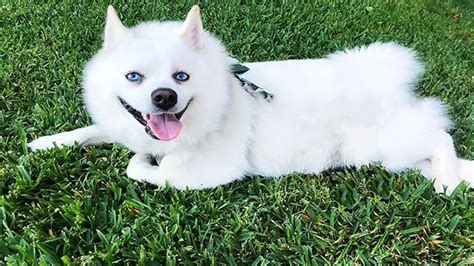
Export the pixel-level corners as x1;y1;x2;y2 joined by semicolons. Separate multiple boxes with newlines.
83;6;232;147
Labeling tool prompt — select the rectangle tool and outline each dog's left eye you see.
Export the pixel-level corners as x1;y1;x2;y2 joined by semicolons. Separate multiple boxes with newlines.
126;72;143;82
173;71;190;82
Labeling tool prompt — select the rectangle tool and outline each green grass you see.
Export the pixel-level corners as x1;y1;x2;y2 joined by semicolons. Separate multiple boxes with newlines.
1;0;473;264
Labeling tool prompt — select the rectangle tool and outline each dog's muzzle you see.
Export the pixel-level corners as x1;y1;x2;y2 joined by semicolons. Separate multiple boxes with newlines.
118;96;190;140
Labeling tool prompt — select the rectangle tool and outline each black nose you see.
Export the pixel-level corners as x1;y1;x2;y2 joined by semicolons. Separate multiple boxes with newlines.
151;88;178;110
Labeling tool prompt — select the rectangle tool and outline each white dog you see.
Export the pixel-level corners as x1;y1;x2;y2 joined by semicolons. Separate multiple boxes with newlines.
29;5;473;194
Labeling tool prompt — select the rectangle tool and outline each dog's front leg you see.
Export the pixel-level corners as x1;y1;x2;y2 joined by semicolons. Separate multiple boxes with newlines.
126;151;245;190
28;125;110;151
126;154;163;184
126;153;198;189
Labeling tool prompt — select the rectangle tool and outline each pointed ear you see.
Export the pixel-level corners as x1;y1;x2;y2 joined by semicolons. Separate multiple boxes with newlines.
180;5;204;50
104;6;129;50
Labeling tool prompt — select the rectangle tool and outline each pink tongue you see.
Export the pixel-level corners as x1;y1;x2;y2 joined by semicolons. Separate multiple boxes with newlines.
148;114;182;141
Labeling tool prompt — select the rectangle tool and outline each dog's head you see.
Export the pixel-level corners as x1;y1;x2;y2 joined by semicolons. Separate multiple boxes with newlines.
83;6;232;147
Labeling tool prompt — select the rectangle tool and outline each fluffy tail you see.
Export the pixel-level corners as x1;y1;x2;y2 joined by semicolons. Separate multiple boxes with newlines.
357;42;424;85
328;42;424;95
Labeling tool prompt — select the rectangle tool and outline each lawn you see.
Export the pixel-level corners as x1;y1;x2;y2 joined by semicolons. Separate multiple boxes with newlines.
1;0;473;264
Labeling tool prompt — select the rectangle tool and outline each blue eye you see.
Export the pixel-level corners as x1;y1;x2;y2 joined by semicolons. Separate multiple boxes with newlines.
126;72;143;82
174;71;190;82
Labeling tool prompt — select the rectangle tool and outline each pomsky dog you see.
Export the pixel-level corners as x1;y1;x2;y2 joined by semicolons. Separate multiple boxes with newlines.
29;5;473;194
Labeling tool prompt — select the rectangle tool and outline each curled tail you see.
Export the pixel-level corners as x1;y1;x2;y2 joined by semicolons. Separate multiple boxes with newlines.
328;42;424;93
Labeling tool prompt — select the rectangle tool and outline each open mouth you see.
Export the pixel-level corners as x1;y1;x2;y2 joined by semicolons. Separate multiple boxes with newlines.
118;97;191;141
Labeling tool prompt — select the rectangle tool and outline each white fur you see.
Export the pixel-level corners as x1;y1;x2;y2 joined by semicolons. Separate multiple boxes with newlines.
29;6;473;194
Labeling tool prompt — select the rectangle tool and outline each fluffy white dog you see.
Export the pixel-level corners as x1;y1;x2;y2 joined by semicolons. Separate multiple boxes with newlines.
29;6;473;194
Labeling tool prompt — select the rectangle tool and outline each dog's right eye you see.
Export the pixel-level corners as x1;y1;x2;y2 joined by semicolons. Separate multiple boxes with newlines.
125;72;143;82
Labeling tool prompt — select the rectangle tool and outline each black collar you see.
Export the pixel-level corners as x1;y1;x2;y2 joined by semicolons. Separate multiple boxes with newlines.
230;63;273;102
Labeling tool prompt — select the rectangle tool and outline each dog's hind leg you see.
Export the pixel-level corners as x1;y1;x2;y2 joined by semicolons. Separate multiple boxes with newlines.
410;157;473;194
458;158;474;185
414;159;433;179
429;132;463;194
28;125;110;151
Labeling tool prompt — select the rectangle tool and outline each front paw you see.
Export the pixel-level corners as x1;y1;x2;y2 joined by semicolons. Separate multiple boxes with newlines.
28;135;61;151
126;154;157;182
